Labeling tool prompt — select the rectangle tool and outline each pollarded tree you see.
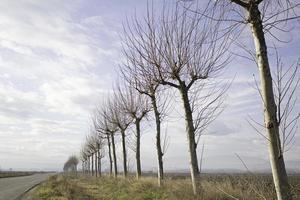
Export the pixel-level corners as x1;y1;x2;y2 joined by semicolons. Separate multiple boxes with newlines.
81;142;91;174
80;145;89;174
95;132;105;177
93;113;113;177
121;50;170;186
82;120;106;177
108;91;133;178
93;103;119;178
117;86;151;179
86;134;98;176
123;3;230;193
82;144;91;174
191;0;300;198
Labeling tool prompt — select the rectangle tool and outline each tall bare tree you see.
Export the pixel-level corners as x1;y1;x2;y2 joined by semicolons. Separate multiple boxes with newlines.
83;145;91;174
190;0;300;198
80;146;88;174
93;105;119;178
86;134;98;176
117;86;151;179
83;138;93;176
108;91;133;178
95;134;105;177
122;3;230;193
121;51;170;186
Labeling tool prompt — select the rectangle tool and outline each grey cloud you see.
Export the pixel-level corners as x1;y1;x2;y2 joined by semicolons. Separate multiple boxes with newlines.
0;0;299;172
208;120;237;136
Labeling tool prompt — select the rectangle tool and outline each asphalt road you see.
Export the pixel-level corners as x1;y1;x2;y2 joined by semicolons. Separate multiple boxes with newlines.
0;173;54;200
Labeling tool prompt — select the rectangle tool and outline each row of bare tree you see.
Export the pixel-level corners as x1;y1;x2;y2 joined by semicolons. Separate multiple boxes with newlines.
79;3;229;192
76;1;299;199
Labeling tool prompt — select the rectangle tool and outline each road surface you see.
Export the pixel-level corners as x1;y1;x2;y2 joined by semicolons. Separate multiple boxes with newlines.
0;173;54;200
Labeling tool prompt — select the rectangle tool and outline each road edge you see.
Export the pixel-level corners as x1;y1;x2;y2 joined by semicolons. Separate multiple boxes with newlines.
15;180;44;200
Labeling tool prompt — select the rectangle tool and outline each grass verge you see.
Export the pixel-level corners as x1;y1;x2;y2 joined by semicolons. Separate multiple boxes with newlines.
0;171;34;178
31;173;300;200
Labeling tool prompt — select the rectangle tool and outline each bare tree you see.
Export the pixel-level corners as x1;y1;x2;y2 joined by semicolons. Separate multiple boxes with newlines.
83;145;91;174
250;55;300;154
82;141;92;175
108;91;133;178
273;55;300;154
86;134;98;176
121;48;170;185
95;134;105;177
117;86;151;179
80;146;88;174
122;3;230;194
93;104;119;178
189;0;300;198
92;109;111;176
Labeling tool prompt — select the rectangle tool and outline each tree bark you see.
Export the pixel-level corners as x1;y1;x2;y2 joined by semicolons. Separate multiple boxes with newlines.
98;150;101;177
75;165;77;177
88;158;90;174
87;157;90;174
85;160;87;174
179;84;199;195
151;95;164;186
95;151;98;177
107;135;113;177
91;153;94;176
248;5;292;200
86;160;88;174
135;119;142;179
82;161;84;174
111;133;118;178
121;129;128;178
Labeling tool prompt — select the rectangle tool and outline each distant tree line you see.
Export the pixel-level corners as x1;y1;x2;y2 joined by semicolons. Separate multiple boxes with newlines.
63;155;79;173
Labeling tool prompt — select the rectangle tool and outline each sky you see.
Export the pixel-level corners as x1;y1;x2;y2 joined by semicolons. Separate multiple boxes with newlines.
0;0;299;172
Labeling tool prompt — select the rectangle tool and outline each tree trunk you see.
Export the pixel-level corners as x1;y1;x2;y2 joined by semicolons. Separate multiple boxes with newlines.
86;160;88;174
107;135;113;177
151;95;164;186
95;151;98;177
91;153;94;176
111;133;118;178
179;84;199;195
86;159;88;174
85;161;87;174
88;158;90;174
89;157;91;174
75;165;77;177
82;161;84;174
121;129;128;178
248;5;292;200
89;156;91;175
98;150;101;177
135;119;142;179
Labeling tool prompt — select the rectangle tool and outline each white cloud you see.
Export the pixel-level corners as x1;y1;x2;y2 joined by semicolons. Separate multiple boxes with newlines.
0;0;118;170
0;0;299;173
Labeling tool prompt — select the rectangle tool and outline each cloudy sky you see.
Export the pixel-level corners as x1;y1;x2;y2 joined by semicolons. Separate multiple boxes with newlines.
0;0;299;172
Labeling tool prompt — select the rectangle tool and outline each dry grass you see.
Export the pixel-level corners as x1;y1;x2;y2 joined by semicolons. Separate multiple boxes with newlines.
31;173;300;200
0;171;34;178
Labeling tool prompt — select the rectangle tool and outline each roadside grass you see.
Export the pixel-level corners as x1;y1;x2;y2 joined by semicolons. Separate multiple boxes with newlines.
0;171;34;178
31;173;300;200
